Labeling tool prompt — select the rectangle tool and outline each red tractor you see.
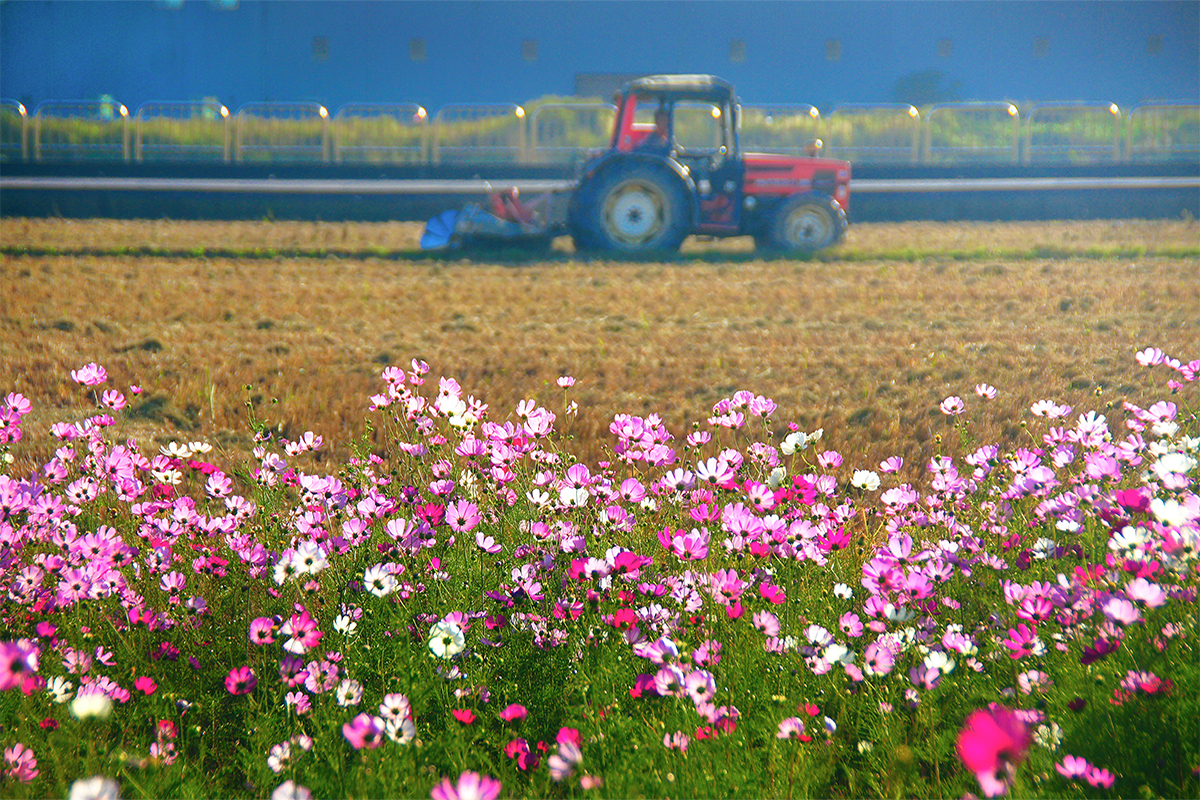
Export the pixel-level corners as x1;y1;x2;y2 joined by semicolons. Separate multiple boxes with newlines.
421;74;851;255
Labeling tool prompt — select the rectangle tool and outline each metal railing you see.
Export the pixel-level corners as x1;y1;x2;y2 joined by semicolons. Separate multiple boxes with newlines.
0;99;28;162
739;104;821;155
33;99;130;161
333;103;428;164
431;103;525;165
1126;102;1200;163
235;102;330;164
135;100;231;162
529;102;615;164
826;104;922;164
8;97;1197;167
1025;101;1122;165
923;102;1021;164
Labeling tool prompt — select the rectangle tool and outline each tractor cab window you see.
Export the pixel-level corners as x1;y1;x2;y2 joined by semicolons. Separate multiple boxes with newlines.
672;102;725;154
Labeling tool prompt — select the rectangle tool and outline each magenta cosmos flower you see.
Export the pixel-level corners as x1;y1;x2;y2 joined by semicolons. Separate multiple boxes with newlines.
499;703;527;723
224;666;257;695
957;705;1031;797
430;771;501;800
342;713;385;750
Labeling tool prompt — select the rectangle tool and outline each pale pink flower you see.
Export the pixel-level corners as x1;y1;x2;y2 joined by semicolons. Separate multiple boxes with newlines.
1055;754;1090;779
975;383;998;399
431;771;501;800
940;396;966;416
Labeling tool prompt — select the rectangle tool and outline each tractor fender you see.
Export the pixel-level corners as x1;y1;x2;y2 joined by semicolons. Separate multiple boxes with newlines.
574;152;698;227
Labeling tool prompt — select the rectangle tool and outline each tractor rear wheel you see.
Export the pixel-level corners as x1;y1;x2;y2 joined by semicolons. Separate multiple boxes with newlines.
756;192;847;255
571;162;690;254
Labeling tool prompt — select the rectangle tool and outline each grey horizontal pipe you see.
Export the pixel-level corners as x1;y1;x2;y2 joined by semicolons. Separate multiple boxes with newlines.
2;175;1198;194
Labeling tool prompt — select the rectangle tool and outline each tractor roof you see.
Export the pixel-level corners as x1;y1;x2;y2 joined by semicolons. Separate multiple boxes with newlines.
621;74;736;104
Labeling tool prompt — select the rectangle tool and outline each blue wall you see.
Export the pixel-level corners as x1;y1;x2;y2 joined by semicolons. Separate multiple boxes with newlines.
2;0;1197;113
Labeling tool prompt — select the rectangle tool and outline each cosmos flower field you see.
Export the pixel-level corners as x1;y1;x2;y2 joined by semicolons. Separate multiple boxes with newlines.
1;345;1197;799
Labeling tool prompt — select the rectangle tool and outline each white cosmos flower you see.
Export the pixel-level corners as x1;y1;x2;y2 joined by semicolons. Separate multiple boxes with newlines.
851;470;881;491
71;688;113;719
160;442;192;458
1034;721;1063;750
385;717;416;744
47;675;74;703
1154;451;1197;480
334;614;358;636
363;564;396;597
780;431;808;455
825;643;854;665
68;776;121;800
1150;498;1193;528
768;466;786;488
335;679;363;707
833;583;853;600
527;488;552;507
923;650;956;674
428;621;466;659
152;469;182;485
559;486;589;508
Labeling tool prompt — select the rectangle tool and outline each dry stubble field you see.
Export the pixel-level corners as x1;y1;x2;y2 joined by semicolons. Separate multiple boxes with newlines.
1;217;1197;484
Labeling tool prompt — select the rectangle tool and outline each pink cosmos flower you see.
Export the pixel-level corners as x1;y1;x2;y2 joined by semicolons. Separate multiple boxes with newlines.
100;389;126;411
70;362;108;386
499;703;527;723
557;376;576;387
1001;623;1039;659
249;617;277;645
752;610;780;637
1085;765;1116;788
940;396;966;416
956;705;1031;797
134;676;157;695
1055;754;1090;779
452;708;477;725
879;456;904;473
224;666;256;695
280;608;322;655
759;582;786;604
4;742;38;783
817;450;843;469
1135;346;1165;366
1102;596;1141;626
445;500;481;534
475;531;502;554
430;771;501;800
0;641;39;691
975;383;998;399
342;713;385;750
839;612;864;638
863;642;895;676
685;669;716;705
777;717;806;739
1030;400;1071;419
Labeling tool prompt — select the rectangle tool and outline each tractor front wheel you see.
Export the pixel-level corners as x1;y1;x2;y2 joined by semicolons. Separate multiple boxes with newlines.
571;163;690;254
756;192;847;255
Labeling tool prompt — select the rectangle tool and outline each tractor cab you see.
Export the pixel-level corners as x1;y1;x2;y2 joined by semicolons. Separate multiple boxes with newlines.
608;75;744;233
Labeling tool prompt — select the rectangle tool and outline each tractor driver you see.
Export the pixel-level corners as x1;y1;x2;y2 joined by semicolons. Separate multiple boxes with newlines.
636;107;672;156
